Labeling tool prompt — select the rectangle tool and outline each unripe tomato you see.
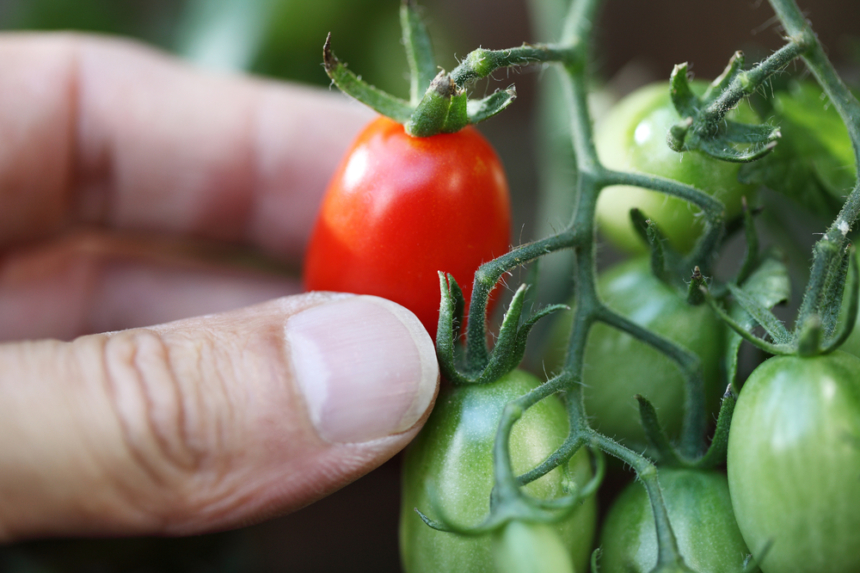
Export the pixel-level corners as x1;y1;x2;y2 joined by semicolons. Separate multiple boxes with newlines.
399;370;597;573
492;520;575;573
543;258;724;450
598;468;751;573
303;116;511;335
595;82;756;253
727;351;860;573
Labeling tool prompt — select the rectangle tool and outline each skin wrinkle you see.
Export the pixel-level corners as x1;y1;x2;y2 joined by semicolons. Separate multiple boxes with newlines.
90;333;171;531
101;332;171;491
135;330;199;473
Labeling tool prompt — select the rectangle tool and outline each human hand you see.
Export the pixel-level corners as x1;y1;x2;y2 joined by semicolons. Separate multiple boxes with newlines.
0;34;439;541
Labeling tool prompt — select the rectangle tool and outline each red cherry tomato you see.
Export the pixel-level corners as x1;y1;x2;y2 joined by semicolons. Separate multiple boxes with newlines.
303;116;511;335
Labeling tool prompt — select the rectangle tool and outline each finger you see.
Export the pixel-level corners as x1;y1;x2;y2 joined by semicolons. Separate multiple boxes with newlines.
0;33;373;260
0;230;299;342
0;293;438;540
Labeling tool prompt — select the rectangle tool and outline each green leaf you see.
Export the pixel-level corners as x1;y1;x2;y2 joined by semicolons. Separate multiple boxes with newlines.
738;82;854;218
738;256;791;311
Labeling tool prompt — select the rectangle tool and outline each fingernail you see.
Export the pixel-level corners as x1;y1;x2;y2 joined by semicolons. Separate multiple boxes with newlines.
285;296;438;443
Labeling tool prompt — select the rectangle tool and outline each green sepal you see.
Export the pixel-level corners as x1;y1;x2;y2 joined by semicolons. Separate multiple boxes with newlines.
400;0;436;105
717;255;792;389
590;548;603;573
727;283;791;344
686;267;707;306
695;133;778;163
322;34;412;123
437;278;566;385
669;63;699;119
444;90;470;133
467;87;517;124
689;387;737;469
629;208;690;286
436;272;471;385
703;51;745;101
406;72;467;137
473;285;568;385
635;395;684;467
735;197;759;285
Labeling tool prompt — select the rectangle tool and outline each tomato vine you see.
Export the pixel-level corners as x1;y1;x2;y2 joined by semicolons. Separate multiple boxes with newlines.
310;0;860;571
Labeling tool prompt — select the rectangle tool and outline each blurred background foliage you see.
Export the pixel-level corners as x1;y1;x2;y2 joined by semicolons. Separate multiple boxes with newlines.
0;0;855;571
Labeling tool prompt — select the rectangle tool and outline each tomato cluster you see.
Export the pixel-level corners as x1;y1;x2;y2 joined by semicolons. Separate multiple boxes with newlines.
303;6;858;568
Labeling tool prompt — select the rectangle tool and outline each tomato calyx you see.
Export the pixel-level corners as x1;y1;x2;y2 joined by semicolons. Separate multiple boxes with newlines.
321;0;576;136
436;276;567;386
668;56;781;163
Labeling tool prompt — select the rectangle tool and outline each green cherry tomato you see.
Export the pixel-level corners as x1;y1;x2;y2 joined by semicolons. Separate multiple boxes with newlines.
543;258;724;450
595;82;756;253
492;521;575;573
598;468;752;573
399;370;597;573
727;351;860;573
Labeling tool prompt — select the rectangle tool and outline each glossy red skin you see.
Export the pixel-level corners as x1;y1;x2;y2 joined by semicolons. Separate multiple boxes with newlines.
303;116;511;335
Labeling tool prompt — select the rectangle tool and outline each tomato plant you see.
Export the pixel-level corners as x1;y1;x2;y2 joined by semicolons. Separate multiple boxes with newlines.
399;370;596;573
544;257;724;450
727;351;860;573
598;468;752;573
303;115;511;335
594;82;757;253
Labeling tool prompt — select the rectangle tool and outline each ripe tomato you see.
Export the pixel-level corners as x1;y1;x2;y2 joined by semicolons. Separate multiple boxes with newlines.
399;370;597;573
595;82;756;253
727;351;860;573
543;258;724;451
598;468;752;573
303;116;511;335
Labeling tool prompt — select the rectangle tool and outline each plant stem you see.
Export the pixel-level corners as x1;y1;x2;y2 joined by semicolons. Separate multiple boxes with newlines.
767;0;860;333
591;432;688;568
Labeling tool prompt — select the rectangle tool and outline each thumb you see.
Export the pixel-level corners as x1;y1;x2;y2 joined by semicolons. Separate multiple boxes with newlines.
0;293;438;540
